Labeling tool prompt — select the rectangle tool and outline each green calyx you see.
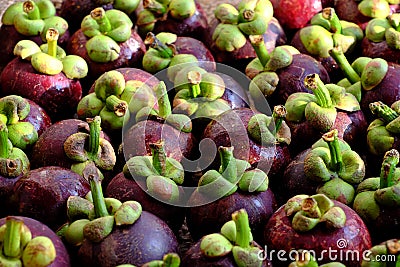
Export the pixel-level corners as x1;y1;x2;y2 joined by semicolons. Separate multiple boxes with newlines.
123;140;184;203
212;0;272;52
140;253;181;267
63;116;116;174
0;95;38;151
81;7;133;62
0;121;30;178
367;101;400;156
172;68;228;119
77;70;138;131
247;105;291;145
304;129;365;204
354;149;400;224
285;194;346;232
374;149;400;207
0;216;57;266
7;0;68;39
59;163;143;244
13;28;88;78
197;146;268;199
200;209;263;266
285;73;360;133
358;0;390;19
0;216;56;267
136;81;192;133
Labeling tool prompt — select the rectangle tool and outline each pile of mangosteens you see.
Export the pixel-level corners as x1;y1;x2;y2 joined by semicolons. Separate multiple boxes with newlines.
2;0;400;265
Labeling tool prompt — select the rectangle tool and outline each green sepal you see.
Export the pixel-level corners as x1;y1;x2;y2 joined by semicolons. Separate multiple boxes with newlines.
76;93;105;119
64;219;90;246
361;58;388;91
104;198;122;215
66;196;95;221
197;169;238;198
367;119;395;156
13;40;41;60
304;102;337;133
232;246;263;267
8;122;38;150
316;178;355;205
249;71;279;98
114;201;142;226
83;215;115;243
212;23;247;52
353;191;380;223
326;84;360;112
285;93;317;122
200;233;233;258
264;46;293;72
146;175;180;202
2;2;24;25
304;147;336;183
365;18;391;42
31;51;63;75
338;150;365;184
299;25;334;58
238;168;268;193
85;35;120;63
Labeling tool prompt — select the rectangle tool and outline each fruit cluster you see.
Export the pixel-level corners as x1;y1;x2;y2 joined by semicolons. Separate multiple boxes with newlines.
0;0;399;266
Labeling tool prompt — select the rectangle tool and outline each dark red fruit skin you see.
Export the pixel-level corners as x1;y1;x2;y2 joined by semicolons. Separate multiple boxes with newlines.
287;110;368;156
174;36;216;72
23;99;52;137
206;17;287;72
360;63;400;122
30;119;111;169
369;207;400;244
361;38;400;65
122;118;198;163
186;188;277;243
0;175;24;218
105;172;185;233
0;57;82;122
270;53;331;106
138;2;209;42
66;29;146;87
278;149;319;203
77;210;179;267
263;200;372;267
0;216;71;267
11;166;90;230
0;24;70;73
271;0;322;39
200;108;291;188
181;240;272;267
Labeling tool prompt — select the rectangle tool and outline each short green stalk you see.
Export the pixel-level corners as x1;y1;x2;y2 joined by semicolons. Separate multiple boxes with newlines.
219;146;237;184
46;28;58;58
322;129;343;173
232;209;251;248
85;164;109;218
249;35;270;67
87;116;101;159
187;70;201;98
379;149;399;189
155;81;172;119
91;7;112;33
369;101;399;124
304;74;333;108
322;7;342;34
23;1;40;20
329;46;361;84
3;217;23;258
269;105;286;136
145;32;174;58
0;122;9;158
150;141;167;176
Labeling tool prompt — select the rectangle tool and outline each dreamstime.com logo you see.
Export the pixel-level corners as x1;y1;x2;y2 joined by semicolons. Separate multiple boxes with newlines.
121;61;276;207
257;239;397;263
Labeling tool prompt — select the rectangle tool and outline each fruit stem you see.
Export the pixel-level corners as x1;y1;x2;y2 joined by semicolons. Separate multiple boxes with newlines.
155;81;172;119
150;140;167;176
269;105;286;137
3;217;22;258
105;95;128;117
322;129;343;173
301;197;321;218
91;7;112;33
379;149;399;189
369;101;399;124
143;0;168;16
23;1;40;20
232;209;251;248
322;7;342;34
144;32;174;58
87;116;101;159
85;163;109;218
46;28;59;58
329;46;360;84
218;146;237;184
304;74;333;108
249;35;270;67
187;70;202;98
0;121;9;158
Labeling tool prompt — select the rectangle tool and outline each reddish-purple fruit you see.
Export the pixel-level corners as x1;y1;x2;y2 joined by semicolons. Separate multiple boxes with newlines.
0;216;71;267
263;195;372;267
0;57;82;122
11;166;90;230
